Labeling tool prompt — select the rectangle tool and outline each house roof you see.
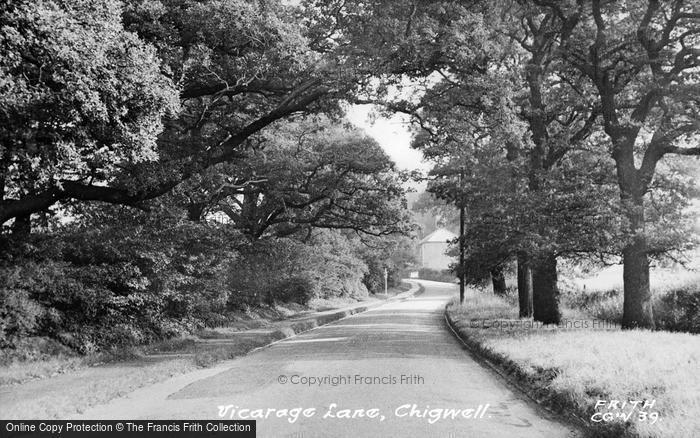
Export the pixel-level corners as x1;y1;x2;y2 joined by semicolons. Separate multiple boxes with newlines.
419;228;458;245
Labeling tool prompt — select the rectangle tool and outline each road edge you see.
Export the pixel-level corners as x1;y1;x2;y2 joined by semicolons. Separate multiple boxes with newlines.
244;279;424;355
70;280;425;419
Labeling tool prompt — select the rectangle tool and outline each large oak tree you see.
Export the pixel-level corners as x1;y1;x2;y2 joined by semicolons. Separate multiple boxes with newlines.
541;0;700;328
169;118;412;240
1;0;349;228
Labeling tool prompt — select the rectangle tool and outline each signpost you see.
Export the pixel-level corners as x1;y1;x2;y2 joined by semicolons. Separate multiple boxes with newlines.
384;267;388;297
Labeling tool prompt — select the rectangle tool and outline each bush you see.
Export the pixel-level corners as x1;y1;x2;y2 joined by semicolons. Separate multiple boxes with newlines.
418;268;456;283
357;236;415;294
564;286;624;324
0;216;381;355
0;286;44;349
0;337;74;365
656;286;700;333
361;256;403;294
306;231;369;300
277;275;315;305
228;231;369;307
564;283;700;333
0;219;237;353
228;238;314;306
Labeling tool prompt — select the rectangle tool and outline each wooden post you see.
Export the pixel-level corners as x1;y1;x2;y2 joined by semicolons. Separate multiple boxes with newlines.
459;168;465;304
384;267;388;297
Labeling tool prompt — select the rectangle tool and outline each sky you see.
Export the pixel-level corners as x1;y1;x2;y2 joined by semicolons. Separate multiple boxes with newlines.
344;104;432;174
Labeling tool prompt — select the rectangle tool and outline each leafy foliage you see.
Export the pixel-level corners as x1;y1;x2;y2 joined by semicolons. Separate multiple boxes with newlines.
0;215;237;351
229;230;370;307
0;0;179;220
173;117;413;239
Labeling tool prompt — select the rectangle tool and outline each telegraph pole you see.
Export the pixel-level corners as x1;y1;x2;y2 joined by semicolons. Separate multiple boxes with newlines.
459;168;466;304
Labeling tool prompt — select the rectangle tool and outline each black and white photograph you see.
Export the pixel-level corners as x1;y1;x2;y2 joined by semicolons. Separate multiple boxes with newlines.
1;0;699;437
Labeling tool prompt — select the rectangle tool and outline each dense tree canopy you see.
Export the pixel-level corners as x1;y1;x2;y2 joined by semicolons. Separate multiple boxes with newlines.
0;0;180;226
1;0;699;352
1;0;334;226
169;118;412;239
0;0;419;351
557;0;700;328
367;0;700;327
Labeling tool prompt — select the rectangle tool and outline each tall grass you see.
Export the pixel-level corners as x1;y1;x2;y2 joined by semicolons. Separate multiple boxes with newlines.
448;289;700;438
563;267;700;333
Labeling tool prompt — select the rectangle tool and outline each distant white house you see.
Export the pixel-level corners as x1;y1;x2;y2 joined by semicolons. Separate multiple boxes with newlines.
418;228;458;271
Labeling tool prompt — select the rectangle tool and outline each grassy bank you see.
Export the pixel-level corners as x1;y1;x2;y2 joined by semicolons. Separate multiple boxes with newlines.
446;289;700;438
0;293;370;387
0;283;415;419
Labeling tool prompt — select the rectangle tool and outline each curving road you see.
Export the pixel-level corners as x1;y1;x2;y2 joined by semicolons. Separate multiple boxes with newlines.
77;280;580;438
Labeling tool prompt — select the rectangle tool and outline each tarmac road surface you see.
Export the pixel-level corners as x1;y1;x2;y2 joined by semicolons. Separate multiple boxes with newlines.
77;280;581;438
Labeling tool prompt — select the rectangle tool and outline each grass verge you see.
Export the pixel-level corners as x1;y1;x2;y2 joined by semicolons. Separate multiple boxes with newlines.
1;282;418;419
446;289;700;438
1;358;198;419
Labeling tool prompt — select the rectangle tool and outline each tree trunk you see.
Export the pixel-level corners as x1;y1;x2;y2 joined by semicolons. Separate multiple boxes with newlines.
11;214;31;236
622;239;654;329
612;131;656;329
490;265;507;295
187;202;206;222
517;253;533;318
621;195;655;329
532;253;561;324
